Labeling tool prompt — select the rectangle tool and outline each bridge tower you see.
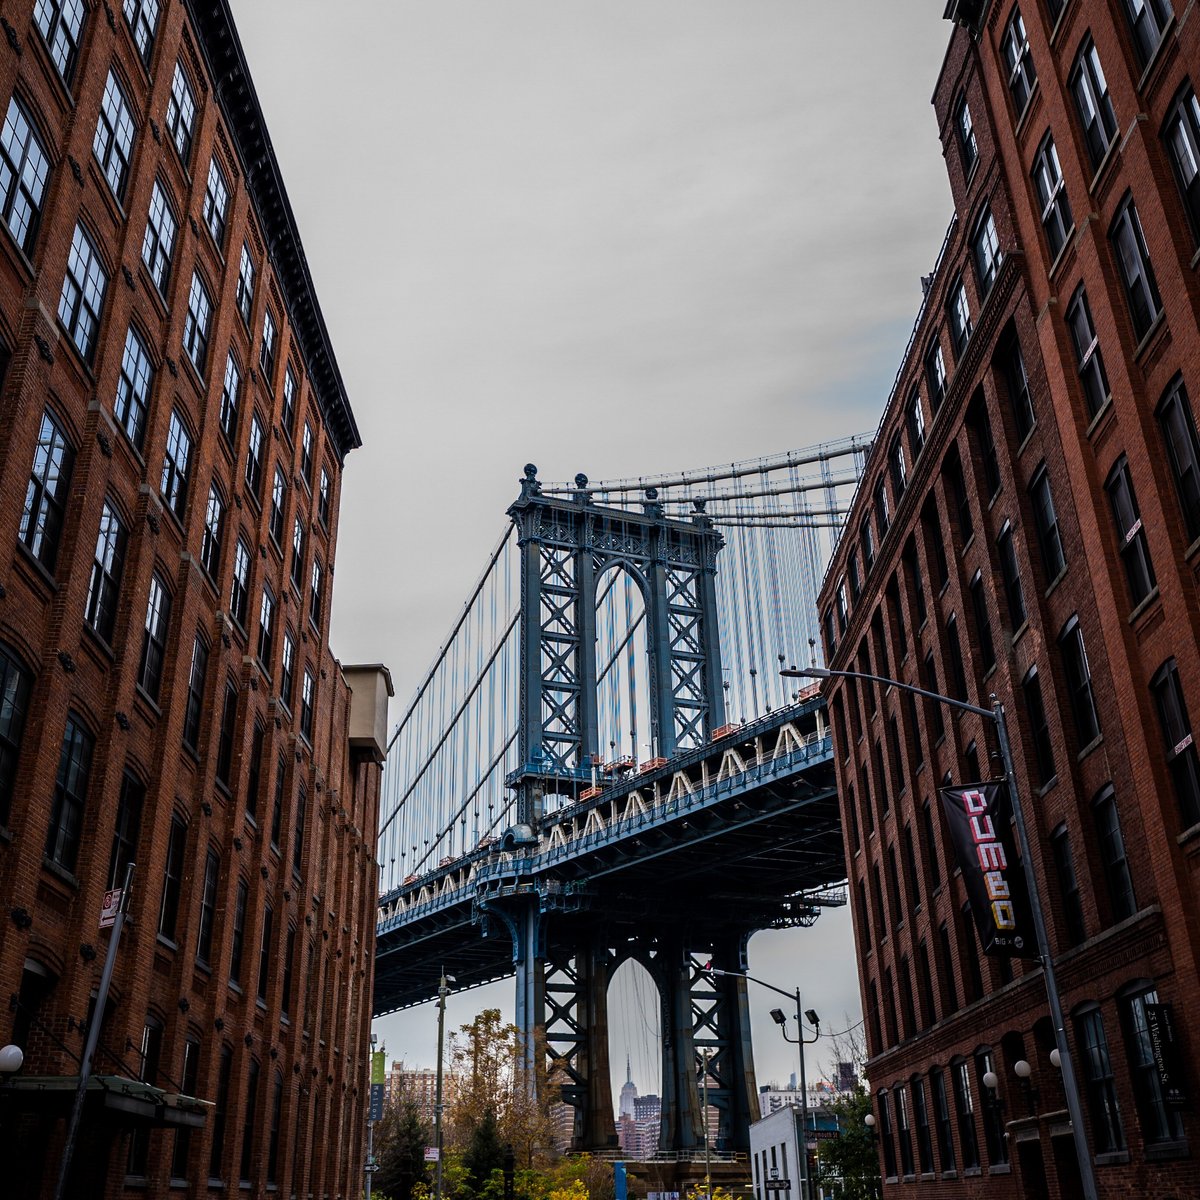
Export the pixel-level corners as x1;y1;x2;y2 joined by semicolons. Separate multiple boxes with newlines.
497;465;759;1152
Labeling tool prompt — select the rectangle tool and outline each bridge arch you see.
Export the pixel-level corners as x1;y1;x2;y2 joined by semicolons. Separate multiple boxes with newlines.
594;563;656;772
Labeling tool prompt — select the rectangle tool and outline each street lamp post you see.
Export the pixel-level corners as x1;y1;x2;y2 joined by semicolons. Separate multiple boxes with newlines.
704;967;819;1200
783;665;1100;1200
702;1047;712;1200
435;972;454;1200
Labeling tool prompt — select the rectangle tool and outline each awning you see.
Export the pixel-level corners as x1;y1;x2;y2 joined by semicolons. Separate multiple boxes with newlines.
0;1075;209;1128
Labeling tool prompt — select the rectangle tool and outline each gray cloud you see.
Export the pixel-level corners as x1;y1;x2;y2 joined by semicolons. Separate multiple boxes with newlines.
235;0;954;1099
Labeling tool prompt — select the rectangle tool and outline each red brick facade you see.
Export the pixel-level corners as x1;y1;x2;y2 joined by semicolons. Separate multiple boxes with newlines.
818;2;1200;1196
0;2;384;1196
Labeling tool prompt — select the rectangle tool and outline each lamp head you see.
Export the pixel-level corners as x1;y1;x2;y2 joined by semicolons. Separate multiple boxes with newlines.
863;1112;876;1128
1013;1059;1032;1080
982;1070;999;1091
1050;1048;1062;1069
0;1044;24;1075
780;667;831;680
804;1009;820;1029
769;1008;788;1027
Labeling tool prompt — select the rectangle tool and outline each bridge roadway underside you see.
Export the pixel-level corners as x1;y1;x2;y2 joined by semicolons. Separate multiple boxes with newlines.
374;721;842;1013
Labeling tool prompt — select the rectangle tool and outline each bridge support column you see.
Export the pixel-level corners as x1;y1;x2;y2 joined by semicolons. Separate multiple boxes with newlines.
513;900;543;1088
708;935;760;1153
659;937;704;1153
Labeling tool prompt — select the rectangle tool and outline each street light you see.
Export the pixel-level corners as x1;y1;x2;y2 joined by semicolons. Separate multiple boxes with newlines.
704;966;818;1200
0;1045;23;1075
435;972;456;1200
783;665;1099;1200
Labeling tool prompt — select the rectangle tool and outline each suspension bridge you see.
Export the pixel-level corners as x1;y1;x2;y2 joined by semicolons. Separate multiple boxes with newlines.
373;437;869;1154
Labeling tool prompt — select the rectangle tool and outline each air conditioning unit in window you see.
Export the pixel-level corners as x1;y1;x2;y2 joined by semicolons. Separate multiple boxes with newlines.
943;0;985;33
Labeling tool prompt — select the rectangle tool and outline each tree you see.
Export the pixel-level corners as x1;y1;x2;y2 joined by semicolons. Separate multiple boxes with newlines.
462;1109;506;1193
816;1085;881;1200
375;1098;433;1200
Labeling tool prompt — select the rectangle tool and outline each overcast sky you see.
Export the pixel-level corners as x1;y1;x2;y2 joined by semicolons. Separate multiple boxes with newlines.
234;2;955;1103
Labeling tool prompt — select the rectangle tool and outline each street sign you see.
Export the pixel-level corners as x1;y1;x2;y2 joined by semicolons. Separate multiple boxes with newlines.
763;1180;791;1191
369;1083;385;1122
424;1147;440;1162
100;889;122;929
371;1050;387;1086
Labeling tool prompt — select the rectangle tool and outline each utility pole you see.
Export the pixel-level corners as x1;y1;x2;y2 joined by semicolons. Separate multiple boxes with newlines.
54;863;134;1200
435;971;452;1200
701;1047;712;1200
795;990;811;1200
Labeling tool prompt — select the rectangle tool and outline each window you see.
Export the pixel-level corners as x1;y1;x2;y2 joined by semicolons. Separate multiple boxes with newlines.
260;309;277;382
1150;658;1200;827
201;483;224;579
951;1059;979;1170
874;476;890;540
922;798;941;888
969;571;995;675
291;518;306;590
1076;1007;1125;1153
1158;378;1200;541
905;390;925;462
903;538;926;625
230;538;251;628
165;62;196;163
158;814;186;939
45;714;92;872
945;447;972;541
293;785;306;875
1045;0;1066;21
300;669;314;742
1071;38;1118;171
270;755;285;848
931;1069;955;1172
1123;0;1174;71
1033;135;1073;259
209;1045;233;1179
925;340;947;411
280;632;295;708
257;906;273;1002
197;849;219;965
219;352;241;443
182;634;208;751
1066;287;1109;418
318;467;331;528
1029;466;1066;582
301;422;315;485
240;1057;261;1182
1106;456;1156;606
58;223;108;362
945;613;967;702
229;879;248;986
282;365;298;438
938;922;958;1014
896;1084;914;1177
997;520;1026;627
34;0;85;83
245;414;265;499
1059;615;1100;747
138;574;171;701
257;586;275;670
972;207;1001;294
1093;785;1136;923
922;650;945;741
107;770;143;890
1110;197;1162;342
236;243;255;325
94;71;136;202
888;436;907;501
947;276;972;357
956;93;978;174
1001;9;1037;116
161;409;192;519
967;393;1001;499
202;157;229;246
0;646;32;827
20;408;74;573
975;1050;1008;1166
1051;822;1087;946
860;519;875;573
0;96;50;254
1165;86;1200;242
85;501;126;643
1123;986;1185;1143
122;0;160;64
216;683;237;788
140;181;177;293
172;1036;200;1179
1023;665;1056;787
309;558;323;629
878;1090;897;1179
267;1069;284;1183
111;326;154;450
183;271;212;373
246;725;265;821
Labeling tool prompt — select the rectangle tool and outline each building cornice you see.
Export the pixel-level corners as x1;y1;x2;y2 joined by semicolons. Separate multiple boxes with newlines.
184;0;361;464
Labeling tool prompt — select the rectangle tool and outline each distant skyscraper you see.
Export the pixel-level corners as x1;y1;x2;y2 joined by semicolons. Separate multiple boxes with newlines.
619;1055;638;1119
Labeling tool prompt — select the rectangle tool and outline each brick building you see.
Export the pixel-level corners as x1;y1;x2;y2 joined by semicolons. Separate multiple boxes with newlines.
818;1;1200;1196
0;1;390;1196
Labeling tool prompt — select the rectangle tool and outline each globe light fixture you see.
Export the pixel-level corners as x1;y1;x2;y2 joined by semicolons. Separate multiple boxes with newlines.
1014;1060;1032;1079
0;1044;23;1074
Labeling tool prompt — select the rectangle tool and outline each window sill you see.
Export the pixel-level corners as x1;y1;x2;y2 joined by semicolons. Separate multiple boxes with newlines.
1012;79;1041;142
1087;137;1121;201
1132;311;1168;366
988;1163;1012;1175
1043;564;1069;600
962;1166;983;1178
960;531;976;558
14;540;60;597
1144;1137;1189;1161
1085;395;1115;444
206;1179;226;1190
157;933;179;953
1175;819;1200;849
41;857;80;890
1076;734;1104;763
81;622;116;662
1046;228;1077;285
1036;775;1059;798
940;1170;957;1180
256;998;268;1012
1191;244;1200;273
1010;619;1030;648
1094;1150;1130;1167
228;980;243;996
1015;423;1037;459
1128;588;1162;628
